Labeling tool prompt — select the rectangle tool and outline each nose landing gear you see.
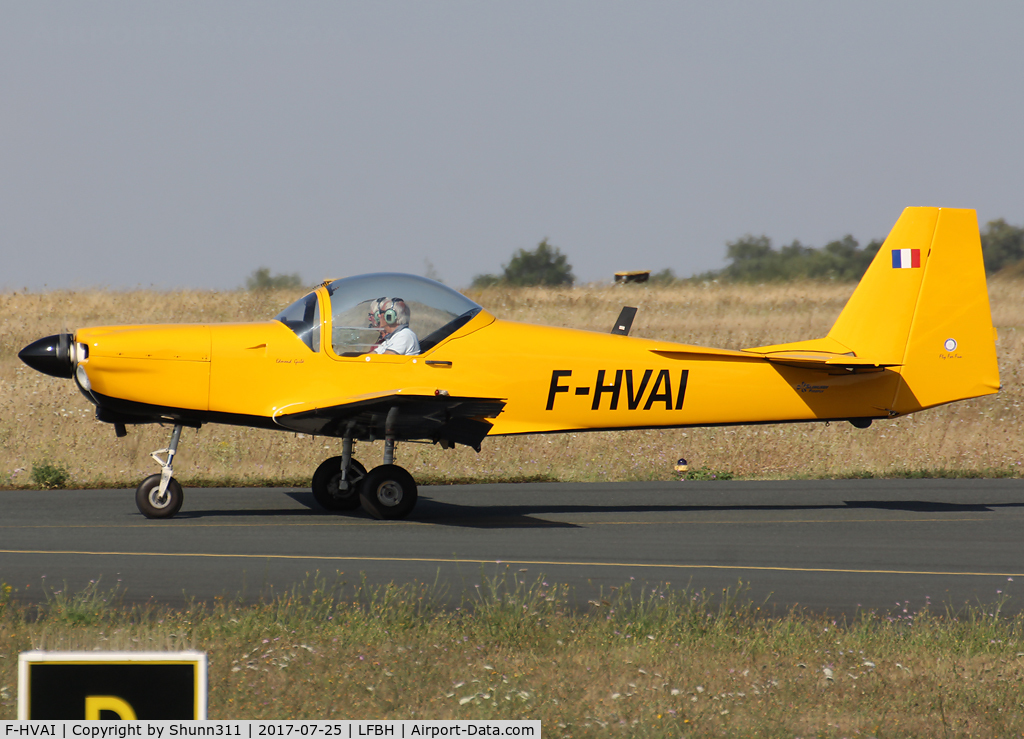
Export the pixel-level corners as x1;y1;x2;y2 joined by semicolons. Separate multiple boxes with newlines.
136;424;185;519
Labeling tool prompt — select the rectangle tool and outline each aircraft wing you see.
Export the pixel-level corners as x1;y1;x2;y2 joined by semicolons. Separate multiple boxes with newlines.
273;388;506;450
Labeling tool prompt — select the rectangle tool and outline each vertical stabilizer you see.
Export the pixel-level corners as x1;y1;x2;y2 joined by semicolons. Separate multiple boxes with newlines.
827;207;999;412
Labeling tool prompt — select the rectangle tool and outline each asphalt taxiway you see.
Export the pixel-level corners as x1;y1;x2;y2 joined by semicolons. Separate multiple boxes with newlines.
1;479;1021;615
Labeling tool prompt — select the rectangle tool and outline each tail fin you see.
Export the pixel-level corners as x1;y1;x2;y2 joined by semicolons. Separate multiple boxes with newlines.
748;207;1000;413
829;207;999;411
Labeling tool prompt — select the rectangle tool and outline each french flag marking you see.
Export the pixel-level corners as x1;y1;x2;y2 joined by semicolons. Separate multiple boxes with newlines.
891;248;921;269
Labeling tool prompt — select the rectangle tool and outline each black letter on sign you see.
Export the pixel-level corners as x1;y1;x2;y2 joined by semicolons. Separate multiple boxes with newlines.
546;370;572;410
644;369;673;410
592;369;623;410
676;369;689;410
625;369;653;410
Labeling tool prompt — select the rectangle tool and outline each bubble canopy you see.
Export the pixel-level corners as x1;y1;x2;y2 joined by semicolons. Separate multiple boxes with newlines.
275;273;484;355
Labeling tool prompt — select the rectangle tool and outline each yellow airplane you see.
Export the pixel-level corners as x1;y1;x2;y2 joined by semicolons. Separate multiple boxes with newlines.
19;207;1000;520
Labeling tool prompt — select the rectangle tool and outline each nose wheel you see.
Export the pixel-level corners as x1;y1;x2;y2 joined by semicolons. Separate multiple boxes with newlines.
136;474;184;518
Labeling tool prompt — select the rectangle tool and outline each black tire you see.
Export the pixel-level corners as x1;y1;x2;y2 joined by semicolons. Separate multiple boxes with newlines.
135;473;184;519
359;464;418;520
312;456;367;511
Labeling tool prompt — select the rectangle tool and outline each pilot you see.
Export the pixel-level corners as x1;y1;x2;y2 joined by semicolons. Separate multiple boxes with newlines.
372;298;420;355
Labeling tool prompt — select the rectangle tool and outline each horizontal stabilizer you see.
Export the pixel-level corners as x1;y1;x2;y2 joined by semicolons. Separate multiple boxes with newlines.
744;336;896;370
652;343;894;372
758;351;898;371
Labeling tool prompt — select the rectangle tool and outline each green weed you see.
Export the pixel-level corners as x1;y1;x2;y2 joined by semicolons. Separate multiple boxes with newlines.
38;578;125;626
680;466;735;481
0;583;11;620
30;461;69;489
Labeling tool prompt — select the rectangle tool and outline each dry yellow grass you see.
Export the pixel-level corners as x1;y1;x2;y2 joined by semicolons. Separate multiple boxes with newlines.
2;575;1024;733
1;279;1020;489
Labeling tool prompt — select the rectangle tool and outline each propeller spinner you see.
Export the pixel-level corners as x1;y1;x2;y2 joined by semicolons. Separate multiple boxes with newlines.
18;333;76;378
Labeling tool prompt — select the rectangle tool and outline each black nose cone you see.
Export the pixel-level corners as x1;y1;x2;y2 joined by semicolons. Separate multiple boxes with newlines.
19;333;75;378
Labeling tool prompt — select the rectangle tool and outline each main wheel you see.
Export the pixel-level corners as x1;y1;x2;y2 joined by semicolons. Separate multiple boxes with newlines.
312;456;367;511
135;474;184;519
359;464;418;520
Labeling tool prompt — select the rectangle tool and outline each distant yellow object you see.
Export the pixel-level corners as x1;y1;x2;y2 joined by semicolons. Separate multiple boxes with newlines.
19;208;1000;520
614;270;650;284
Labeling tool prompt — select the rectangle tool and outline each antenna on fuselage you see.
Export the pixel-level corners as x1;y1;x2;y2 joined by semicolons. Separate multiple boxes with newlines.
611;306;637;336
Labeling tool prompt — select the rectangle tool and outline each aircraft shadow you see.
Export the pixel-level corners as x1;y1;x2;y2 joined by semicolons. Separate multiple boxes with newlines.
172;492;580;528
170;493;579;528
844;500;995;513
408;498;1007;528
167;491;1019;529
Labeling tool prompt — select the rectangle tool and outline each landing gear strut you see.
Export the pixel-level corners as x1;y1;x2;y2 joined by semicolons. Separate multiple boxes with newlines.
359;406;418;520
136;424;184;519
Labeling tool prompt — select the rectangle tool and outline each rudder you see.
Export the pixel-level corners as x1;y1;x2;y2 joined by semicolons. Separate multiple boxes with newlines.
891;208;1000;412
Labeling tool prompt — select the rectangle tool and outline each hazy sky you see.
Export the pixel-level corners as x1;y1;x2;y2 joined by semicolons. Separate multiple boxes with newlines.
2;2;1022;292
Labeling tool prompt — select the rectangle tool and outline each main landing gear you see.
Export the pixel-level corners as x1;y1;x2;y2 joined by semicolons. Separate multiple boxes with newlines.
133;420;420;520
311;420;419;520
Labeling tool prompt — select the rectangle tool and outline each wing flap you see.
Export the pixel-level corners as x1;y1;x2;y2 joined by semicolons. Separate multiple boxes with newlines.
273;387;444;418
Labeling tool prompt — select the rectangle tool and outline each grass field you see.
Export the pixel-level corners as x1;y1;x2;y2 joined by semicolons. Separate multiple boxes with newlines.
1;574;1023;734
1;279;1020;489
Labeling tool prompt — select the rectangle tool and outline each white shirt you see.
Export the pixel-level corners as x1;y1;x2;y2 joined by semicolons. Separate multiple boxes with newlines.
373;325;420;355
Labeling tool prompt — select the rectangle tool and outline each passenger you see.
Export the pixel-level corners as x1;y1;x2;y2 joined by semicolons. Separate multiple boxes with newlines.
372;298;420;355
366;296;387;351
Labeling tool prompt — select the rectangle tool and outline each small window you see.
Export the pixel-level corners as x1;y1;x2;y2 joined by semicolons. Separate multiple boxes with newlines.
274;292;321;351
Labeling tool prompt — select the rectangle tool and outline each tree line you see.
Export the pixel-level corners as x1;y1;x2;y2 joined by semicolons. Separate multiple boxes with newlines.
671;218;1024;284
469;217;1024;288
244;217;1024;290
